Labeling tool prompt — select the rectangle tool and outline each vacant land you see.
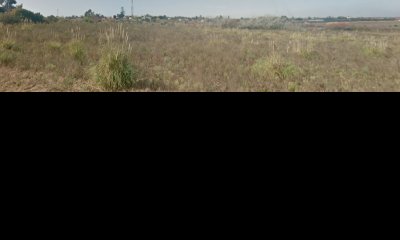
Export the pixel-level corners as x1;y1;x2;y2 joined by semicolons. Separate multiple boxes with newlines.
1;20;400;91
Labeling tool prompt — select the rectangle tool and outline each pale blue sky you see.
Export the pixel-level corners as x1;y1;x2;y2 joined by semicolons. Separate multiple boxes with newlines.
18;0;400;18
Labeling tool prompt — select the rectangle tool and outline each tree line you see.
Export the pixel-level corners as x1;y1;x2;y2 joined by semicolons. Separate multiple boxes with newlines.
0;0;45;24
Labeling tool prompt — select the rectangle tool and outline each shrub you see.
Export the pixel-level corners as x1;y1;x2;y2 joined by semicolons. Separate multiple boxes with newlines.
252;54;299;80
301;50;319;60
95;24;136;91
96;49;136;91
47;41;62;51
1;40;18;51
15;8;44;23
0;12;19;24
46;15;59;23
84;17;92;23
288;82;299;92
0;50;16;66
362;37;388;57
0;7;44;24
363;47;385;57
67;40;86;64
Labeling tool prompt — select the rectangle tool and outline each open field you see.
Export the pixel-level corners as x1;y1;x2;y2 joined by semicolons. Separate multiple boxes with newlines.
1;20;400;91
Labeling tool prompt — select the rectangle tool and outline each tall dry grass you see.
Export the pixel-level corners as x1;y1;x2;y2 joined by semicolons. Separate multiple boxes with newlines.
0;21;400;91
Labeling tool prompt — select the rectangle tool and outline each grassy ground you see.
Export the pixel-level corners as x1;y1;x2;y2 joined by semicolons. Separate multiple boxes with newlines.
1;21;400;92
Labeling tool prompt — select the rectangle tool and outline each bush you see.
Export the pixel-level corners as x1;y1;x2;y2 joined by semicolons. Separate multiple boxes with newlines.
362;37;388;57
0;12;20;24
47;41;62;52
96;49;136;91
0;50;16;66
0;7;44;24
46;15;58;23
67;40;86;64
363;47;385;57
84;16;94;23
252;54;299;80
17;8;44;23
1;40;19;51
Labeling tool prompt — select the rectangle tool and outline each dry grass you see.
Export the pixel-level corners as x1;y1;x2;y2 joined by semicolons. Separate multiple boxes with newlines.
0;21;400;91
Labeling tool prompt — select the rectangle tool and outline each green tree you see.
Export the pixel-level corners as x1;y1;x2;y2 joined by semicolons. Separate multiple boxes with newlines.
117;7;125;19
0;6;44;24
0;0;5;12
46;15;58;23
0;0;17;11
84;9;95;17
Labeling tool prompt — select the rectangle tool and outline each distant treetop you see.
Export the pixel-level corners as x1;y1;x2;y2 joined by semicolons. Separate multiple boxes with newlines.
0;0;17;11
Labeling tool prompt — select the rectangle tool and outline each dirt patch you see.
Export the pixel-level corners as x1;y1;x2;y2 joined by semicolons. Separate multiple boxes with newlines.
0;67;52;91
0;67;99;92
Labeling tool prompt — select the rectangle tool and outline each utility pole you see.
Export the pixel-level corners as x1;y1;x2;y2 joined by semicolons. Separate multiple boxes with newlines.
131;0;134;18
57;9;59;17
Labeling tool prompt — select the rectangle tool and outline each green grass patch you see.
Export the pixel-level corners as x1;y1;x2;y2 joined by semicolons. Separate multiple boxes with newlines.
67;40;86;65
252;54;300;80
0;50;17;66
95;49;137;91
1;40;20;51
47;41;63;52
362;47;385;57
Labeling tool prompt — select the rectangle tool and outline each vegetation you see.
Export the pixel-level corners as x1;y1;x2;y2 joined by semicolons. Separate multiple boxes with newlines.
0;1;44;24
46;15;59;23
116;7;125;20
83;9;104;23
0;1;399;91
96;50;136;90
95;24;137;90
0;0;17;12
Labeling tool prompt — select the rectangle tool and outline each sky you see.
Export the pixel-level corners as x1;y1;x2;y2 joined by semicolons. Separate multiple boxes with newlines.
17;0;400;18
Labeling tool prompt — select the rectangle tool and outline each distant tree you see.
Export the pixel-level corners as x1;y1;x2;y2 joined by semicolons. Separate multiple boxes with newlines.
83;9;104;23
16;6;44;23
84;9;95;17
117;7;125;19
0;0;5;12
0;0;17;11
46;15;58;23
0;5;44;24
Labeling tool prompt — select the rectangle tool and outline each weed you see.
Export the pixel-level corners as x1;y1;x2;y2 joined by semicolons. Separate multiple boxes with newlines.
67;40;86;64
47;41;63;52
252;54;299;81
1;40;20;51
0;50;17;66
288;81;299;92
362;37;388;57
301;50;319;60
45;63;56;71
95;49;136;91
